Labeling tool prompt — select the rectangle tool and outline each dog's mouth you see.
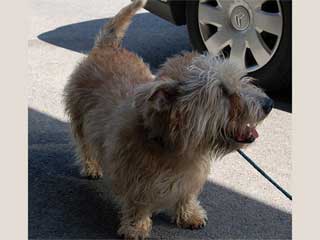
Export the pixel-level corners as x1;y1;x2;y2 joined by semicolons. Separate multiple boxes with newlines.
235;124;259;144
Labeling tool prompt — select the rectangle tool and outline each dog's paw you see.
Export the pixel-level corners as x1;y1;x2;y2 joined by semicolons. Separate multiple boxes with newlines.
86;173;102;180
81;163;103;180
177;215;208;230
85;170;103;179
118;218;152;240
176;204;208;230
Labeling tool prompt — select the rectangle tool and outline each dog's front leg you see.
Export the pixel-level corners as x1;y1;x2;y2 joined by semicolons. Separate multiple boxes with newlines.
175;195;208;230
117;202;152;239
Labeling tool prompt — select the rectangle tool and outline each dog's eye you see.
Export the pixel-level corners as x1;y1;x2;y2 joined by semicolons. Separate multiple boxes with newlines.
221;86;228;95
220;83;231;96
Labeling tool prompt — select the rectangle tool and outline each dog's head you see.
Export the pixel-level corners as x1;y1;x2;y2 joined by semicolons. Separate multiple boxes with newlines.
134;54;273;158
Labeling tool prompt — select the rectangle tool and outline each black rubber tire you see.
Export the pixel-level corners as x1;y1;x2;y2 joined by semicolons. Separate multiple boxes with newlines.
186;0;292;93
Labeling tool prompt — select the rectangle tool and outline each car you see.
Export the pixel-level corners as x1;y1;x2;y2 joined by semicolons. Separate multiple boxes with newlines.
143;0;292;92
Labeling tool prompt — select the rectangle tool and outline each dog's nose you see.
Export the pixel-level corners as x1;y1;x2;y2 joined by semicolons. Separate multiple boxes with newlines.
262;97;274;114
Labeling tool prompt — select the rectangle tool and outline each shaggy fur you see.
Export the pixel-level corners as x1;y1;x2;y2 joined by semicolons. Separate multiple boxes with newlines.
63;0;273;239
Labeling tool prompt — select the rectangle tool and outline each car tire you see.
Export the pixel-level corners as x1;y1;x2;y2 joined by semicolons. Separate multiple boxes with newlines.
186;0;291;92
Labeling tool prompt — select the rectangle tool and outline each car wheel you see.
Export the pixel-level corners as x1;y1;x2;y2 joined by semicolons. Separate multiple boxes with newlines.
186;0;291;92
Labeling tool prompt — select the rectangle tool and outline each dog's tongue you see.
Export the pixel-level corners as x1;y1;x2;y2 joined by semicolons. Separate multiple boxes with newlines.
236;126;259;142
251;127;259;139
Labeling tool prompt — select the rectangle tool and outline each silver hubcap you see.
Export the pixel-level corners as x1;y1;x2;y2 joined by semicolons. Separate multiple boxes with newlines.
231;6;250;30
198;0;283;72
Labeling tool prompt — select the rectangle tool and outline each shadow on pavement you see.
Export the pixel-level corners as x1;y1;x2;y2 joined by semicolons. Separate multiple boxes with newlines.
38;12;291;113
29;108;291;239
38;13;192;70
269;90;292;113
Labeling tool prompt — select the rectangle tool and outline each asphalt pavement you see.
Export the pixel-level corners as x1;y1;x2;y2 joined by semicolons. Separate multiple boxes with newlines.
29;0;292;239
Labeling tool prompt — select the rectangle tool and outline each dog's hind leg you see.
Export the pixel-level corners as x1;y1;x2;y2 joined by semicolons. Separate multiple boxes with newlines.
71;122;103;179
79;142;103;179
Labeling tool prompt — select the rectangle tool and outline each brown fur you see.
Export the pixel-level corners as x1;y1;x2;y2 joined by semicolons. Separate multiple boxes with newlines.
63;1;272;239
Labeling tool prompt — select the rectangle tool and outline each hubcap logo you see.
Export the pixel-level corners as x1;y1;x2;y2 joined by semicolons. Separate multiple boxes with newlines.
231;6;250;31
235;13;245;27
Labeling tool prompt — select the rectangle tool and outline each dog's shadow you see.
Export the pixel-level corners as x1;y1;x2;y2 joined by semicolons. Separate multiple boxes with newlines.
29;108;291;239
37;13;192;70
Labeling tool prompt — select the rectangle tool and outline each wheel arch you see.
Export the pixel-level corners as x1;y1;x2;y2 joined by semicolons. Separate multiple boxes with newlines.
144;0;187;25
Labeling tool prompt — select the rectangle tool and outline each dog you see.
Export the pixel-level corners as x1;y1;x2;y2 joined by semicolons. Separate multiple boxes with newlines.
63;0;273;239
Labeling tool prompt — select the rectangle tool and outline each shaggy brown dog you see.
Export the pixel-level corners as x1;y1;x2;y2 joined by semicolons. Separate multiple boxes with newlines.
63;0;273;239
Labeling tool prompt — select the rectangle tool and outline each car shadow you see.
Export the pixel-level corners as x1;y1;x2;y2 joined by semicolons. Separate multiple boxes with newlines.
37;13;192;70
269;90;292;113
29;108;291;239
38;12;291;113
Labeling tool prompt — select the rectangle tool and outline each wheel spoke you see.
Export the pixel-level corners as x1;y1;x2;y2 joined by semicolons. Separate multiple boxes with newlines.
199;4;225;26
216;0;233;10
230;39;246;70
246;0;267;10
246;30;271;67
254;10;282;36
205;29;231;54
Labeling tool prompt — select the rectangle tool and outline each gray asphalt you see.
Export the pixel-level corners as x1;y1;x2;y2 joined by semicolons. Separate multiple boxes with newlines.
29;0;292;239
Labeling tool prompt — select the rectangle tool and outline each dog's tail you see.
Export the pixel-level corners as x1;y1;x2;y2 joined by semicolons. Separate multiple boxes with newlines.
94;0;147;49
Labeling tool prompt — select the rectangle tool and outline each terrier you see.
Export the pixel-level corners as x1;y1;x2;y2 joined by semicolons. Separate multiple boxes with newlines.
63;0;273;239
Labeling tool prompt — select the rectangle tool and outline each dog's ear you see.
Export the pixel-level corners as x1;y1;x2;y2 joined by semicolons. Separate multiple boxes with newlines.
147;79;179;111
134;79;179;115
